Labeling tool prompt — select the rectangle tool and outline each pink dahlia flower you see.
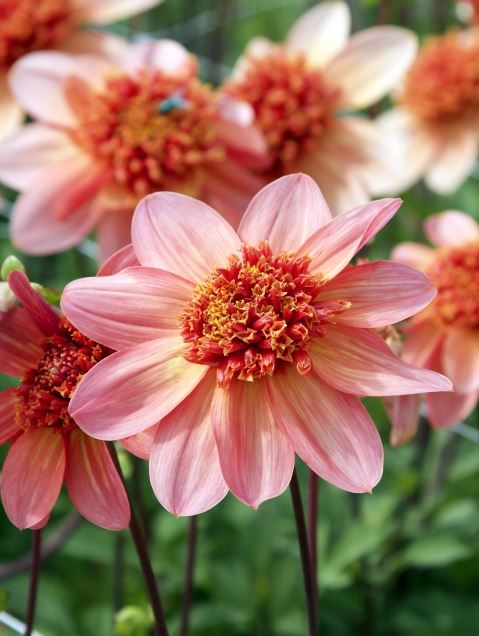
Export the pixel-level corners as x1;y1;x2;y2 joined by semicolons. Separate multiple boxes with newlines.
0;270;130;530
386;211;479;445
0;0;162;142
0;40;267;262
61;174;451;515
379;30;479;195
222;0;417;213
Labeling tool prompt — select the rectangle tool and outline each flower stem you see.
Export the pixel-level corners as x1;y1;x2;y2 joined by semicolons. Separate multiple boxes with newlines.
308;470;319;630
108;444;169;636
25;529;41;636
179;515;198;636
290;469;317;636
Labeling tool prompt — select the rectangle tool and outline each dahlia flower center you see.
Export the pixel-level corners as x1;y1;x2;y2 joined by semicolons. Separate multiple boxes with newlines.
0;0;74;69
14;317;108;434
180;242;349;387
400;32;479;122
69;72;225;197
224;48;340;171
427;242;479;328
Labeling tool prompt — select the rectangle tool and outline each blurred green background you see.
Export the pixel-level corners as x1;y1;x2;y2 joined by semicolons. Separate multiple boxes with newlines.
1;1;479;635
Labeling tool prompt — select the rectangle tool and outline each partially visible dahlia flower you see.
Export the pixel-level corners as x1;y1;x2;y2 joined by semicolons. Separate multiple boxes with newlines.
223;0;417;213
379;29;479;195
0;269;129;530
387;210;479;445
61;174;451;516
0;0;162;141
0;39;267;261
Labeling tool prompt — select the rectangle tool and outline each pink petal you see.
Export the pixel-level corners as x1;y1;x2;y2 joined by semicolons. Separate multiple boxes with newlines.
0;124;79;191
120;40;195;77
97;244;139;276
268;368;383;492
310;325;453;396
8;271;59;336
120;424;158;459
0;307;44;375
65;430;130;530
59;30;128;63
0;389;20;444
426;389;478;429
443;329;479;393
73;0;161;24
384;394;420;446
10;157;106;255
69;335;208;440
230;37;276;81
298;197;401;280
318;261;436;327
96;211;134;265
0;78;23;142
1;429;65;529
425;126;479;194
131;192;241;281
326;26;417;108
286;1;351;67
150;371;228;516
211;379;295;508
424;210;479;248
238;174;332;252
391;242;436;272
62;267;193;350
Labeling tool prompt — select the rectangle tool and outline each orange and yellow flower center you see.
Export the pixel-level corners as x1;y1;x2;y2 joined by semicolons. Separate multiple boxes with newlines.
427;242;479;328
400;31;479;122
224;47;340;173
0;0;75;69
69;71;226;198
180;242;349;387
14;317;108;434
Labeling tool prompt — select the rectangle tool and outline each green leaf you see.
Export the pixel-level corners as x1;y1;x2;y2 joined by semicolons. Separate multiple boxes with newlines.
402;534;474;567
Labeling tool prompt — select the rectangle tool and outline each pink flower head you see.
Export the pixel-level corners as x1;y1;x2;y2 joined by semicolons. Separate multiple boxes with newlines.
387;210;479;445
61;174;451;516
0;40;268;261
0;270;130;530
0;0;162;142
379;30;479;195
223;0;417;213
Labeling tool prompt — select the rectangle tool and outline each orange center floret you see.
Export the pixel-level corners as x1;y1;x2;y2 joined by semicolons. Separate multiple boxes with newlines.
400;32;479;122
427;243;479;328
70;72;225;198
180;242;349;387
14;317;108;434
0;0;74;69
224;47;340;173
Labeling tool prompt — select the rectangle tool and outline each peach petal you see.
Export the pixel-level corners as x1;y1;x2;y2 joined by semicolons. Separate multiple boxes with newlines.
73;0;161;24
319;261;436;327
310;325;452;396
62;267;194;350
286;1;351;67
391;242;436;272
1;429;65;529
425;126;479;194
65;431;130;530
132;192;241;281
69;336;208;440
0;389;20;444
97;244;139;276
269;368;383;492
238;174;332;252
426;389;478;429
96;211;134;265
59;30;129;63
8;271;59;337
0;307;44;375
402;321;444;367
384;394;421;446
0;77;23;142
298;197;401;280
121;40;195;77
211;379;295;508
120;424;158;460
443;329;479;393
326;26;417;108
150;371;229;516
424;210;479;248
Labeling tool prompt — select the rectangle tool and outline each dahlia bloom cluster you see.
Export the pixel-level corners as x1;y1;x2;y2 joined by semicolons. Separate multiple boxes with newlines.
61;175;451;515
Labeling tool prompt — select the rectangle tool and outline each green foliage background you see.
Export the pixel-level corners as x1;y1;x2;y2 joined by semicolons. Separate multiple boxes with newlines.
0;1;478;635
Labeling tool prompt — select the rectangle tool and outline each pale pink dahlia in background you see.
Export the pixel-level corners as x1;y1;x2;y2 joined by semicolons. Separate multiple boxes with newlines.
0;40;267;261
61;174;451;516
0;270;129;530
379;30;479;195
387;210;479;445
223;0;417;213
0;0;162;142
